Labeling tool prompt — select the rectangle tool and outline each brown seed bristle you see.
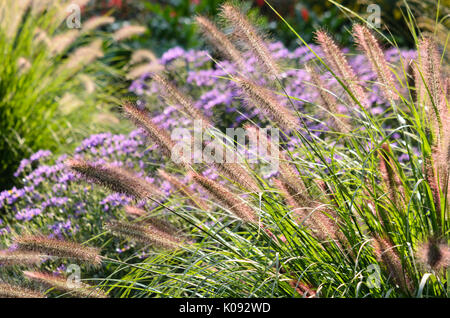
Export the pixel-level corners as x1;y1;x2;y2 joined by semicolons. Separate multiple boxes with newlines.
288;280;316;298
315;30;368;108
377;143;404;208
15;235;102;266
122;103;181;162
372;236;413;293
306;65;351;134
112;25;146;41
152;74;211;127
124;205;181;236
195;15;245;70
189;172;258;223
220;3;280;78
213;162;260;193
0;250;46;267
416;240;450;271
236;77;298;132
0;282;45;298
157;170;210;210
66;158;163;200
105;219;183;249
353;24;398;101
23;271;108;298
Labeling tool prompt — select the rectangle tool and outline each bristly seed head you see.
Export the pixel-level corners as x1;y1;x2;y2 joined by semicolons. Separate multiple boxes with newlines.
0;282;45;298
189;171;258;223
416;240;450;271
236;77;298;132
122;102;178;160
315;30;368;108
220;3;280;79
66;157;163;200
105;219;183;249
23;271;108;298
151;74;212;127
14;234;102;266
195;15;246;70
353;24;398;102
0;250;46;267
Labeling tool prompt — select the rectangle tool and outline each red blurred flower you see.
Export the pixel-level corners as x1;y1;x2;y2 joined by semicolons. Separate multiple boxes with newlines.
110;0;123;8
256;0;265;7
191;0;200;4
300;8;309;22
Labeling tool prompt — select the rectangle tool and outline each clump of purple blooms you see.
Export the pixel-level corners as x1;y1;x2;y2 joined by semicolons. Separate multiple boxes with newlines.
0;130;179;246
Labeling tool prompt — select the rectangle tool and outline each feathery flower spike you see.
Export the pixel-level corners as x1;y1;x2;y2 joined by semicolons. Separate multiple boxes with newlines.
0;250;45;267
221;3;280;78
152;74;211;127
353;24;398;101
0;282;45;298
190;172;257;223
15;235;101;266
105;219;183;249
315;30;368;108
23;271;108;298
123;102;177;159
157;170;210;210
196;15;246;70
416;240;450;271
67;158;164;200
236;77;298;132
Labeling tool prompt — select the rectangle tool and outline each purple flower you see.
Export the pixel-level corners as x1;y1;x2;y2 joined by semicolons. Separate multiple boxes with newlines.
15;207;42;221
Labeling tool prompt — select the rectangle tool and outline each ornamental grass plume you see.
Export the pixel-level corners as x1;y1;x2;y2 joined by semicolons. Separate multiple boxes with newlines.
151;74;212;127
315;30;368;108
157;170;210;210
66;158;164;200
0;282;45;298
220;3;280;78
63;39;104;70
0;250;45;267
288;280;316;298
377;143;404;208
423;154;442;221
127;63;164;80
353;24;398;101
273;178;341;244
124;205;180;235
14;234;102;266
123;102;176;158
82;16;115;33
306;65;351;134
415;240;450;271
372;236;412;293
213;162;260;193
49;30;79;55
113;25;146;41
189;171;258;223
417;37;444;123
195;15;246;70
23;271;108;298
129;49;158;65
245;124;307;199
105;219;183;249
236;77;298;132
